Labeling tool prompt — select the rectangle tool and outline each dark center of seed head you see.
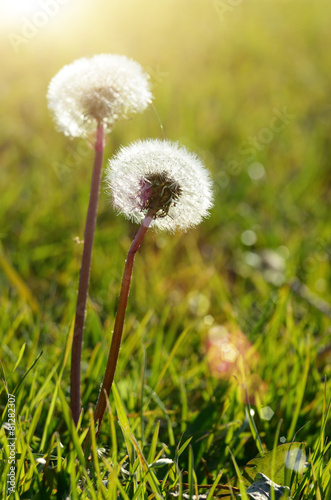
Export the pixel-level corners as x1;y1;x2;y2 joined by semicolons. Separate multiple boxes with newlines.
139;171;182;218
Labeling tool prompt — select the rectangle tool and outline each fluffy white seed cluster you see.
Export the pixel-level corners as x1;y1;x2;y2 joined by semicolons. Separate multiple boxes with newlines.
106;139;214;232
47;54;152;137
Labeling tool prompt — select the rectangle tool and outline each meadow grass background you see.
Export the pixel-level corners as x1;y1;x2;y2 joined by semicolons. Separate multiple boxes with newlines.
0;0;331;497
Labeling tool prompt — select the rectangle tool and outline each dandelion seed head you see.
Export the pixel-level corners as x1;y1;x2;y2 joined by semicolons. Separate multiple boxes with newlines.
106;139;214;232
47;54;152;138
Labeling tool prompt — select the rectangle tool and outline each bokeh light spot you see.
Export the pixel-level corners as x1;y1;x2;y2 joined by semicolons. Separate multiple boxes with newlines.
260;406;274;421
248;162;266;180
241;230;257;246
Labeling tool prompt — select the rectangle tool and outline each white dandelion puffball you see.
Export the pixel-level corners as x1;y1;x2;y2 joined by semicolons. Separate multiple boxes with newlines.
47;54;152;137
106;139;214;232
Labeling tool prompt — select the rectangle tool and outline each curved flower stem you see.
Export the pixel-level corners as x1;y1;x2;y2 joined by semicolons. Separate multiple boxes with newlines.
71;123;105;426
93;210;155;435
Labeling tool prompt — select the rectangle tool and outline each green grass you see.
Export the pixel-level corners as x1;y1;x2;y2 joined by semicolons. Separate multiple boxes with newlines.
1;0;331;498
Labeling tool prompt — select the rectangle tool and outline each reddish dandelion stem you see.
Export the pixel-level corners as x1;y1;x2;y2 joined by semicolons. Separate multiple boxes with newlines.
70;123;105;426
93;211;155;434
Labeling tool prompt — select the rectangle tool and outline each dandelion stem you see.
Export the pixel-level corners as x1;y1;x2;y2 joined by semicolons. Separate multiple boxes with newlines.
93;210;155;434
71;123;105;426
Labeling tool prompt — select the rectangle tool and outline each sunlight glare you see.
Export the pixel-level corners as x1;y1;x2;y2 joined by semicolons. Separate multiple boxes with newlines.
1;0;41;19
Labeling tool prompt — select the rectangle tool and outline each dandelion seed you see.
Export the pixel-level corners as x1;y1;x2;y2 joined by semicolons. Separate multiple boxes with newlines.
106;139;214;231
47;54;152;137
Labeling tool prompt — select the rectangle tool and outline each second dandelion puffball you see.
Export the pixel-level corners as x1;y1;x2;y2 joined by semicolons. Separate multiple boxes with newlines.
106;139;214;231
47;54;152;137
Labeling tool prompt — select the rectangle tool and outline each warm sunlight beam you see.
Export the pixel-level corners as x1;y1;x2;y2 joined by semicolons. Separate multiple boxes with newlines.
1;0;42;19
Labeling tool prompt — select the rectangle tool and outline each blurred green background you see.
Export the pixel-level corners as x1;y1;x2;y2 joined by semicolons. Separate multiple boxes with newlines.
0;0;331;466
1;0;330;315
